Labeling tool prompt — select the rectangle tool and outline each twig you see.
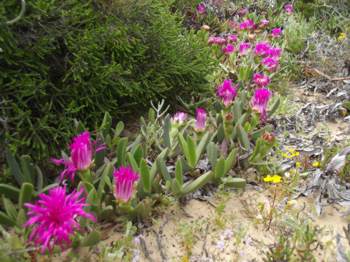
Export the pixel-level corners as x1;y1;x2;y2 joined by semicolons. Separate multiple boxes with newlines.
305;66;350;81
139;236;153;262
152;216;169;262
201;223;209;257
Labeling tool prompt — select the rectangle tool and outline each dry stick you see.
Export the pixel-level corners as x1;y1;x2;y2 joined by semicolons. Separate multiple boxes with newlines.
152;216;169;262
201;223;210;257
306;66;350;81
139;236;153;262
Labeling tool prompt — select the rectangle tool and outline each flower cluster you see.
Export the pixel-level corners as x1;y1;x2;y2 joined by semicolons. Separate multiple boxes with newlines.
263;175;282;183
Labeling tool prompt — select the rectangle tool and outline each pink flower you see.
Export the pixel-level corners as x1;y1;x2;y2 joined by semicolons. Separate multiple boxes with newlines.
25;186;95;253
208;36;226;45
113;166;140;202
222;44;235;55
259;19;269;27
217;79;237;107
284;3;293;14
52;131;94;181
171;112;187;125
253;73;270;88
227;34;238;42
196;3;206;14
251;88;271;122
239;19;255;30
268;47;282;58
271;28;282;38
262;57;279;72
195;108;207;132
239;42;251;55
254;42;271;56
238;8;249;16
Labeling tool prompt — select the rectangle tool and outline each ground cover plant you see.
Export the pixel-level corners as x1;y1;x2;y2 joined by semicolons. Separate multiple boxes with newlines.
1;0;350;261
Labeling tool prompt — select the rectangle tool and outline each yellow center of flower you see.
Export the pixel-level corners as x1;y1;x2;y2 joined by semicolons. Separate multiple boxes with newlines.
338;32;347;41
263;175;282;184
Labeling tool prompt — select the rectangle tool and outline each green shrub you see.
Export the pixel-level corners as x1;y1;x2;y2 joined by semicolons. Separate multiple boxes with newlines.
0;0;214;162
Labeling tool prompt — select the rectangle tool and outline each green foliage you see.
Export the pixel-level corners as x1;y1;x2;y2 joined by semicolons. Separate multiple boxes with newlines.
0;0;214;162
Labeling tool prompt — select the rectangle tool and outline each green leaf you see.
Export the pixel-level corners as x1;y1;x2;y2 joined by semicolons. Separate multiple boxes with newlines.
223;177;246;189
140;159;151;193
19;155;34;184
100;112;112;137
182;171;213;195
127;152;139;173
81;231;101;247
237;124;250;150
97;163;113;200
0;212;16;227
133;145;144;165
114;121;124;139
224;148;238;174
214;158;225;181
116;137;128;167
178;134;190;166
187;136;197;168
233;100;242;122
206;142;218;167
157;159;170;181
35;166;44;192
163;115;171;148
5;150;23;186
16;208;26;227
268;97;280;116
0;184;20;202
196;132;210;164
2;197;17;220
19;183;34;208
175;158;183;186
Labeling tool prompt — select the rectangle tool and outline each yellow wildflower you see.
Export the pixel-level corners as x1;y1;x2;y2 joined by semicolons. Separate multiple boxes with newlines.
338;32;347;42
312;161;320;168
296;161;301;168
263;175;282;184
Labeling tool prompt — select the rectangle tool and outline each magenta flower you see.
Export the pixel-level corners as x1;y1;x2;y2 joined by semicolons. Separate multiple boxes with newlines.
217;79;237;107
113;166;140;202
271;28;282;38
25;186;95;253
251;88;272;122
239;42;251;55
284;3;293;14
253;73;270;88
196;3;206;14
227;34;238;42
171;112;187;125
208;36;226;45
254;42;271;56
222;44;235;55
262;57;279;72
259;19;269;27
239;19;255;30
267;47;282;59
195;108;207;132
52;132;93;181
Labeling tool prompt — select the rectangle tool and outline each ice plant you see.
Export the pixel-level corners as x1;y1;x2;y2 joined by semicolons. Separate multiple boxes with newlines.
196;2;206;14
267;47;282;59
52;131;93;181
195;108;207;132
113;166;140;202
259;19;269;28
284;3;293;14
239;42;251;55
171;112;187;125
25;186;95;253
239;19;255;30
254;42;271;56
271;28;282;38
251;88;271;122
208;36;226;45
262;57;279;72
227;34;238;42
216;79;237;107
253;73;270;88
222;44;235;55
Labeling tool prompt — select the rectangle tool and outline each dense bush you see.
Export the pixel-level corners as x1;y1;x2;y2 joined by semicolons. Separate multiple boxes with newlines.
0;0;214;161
